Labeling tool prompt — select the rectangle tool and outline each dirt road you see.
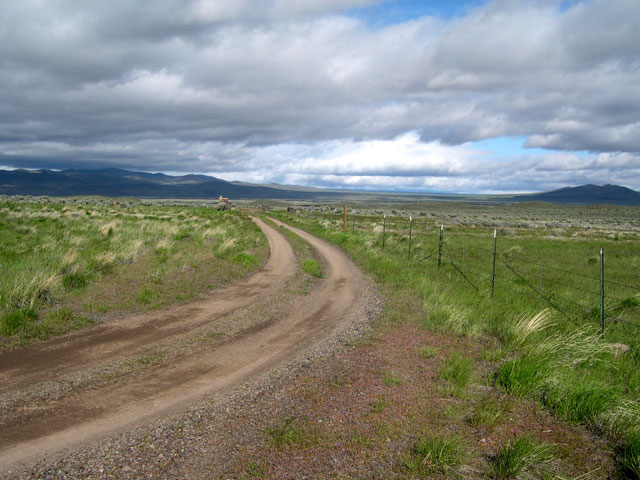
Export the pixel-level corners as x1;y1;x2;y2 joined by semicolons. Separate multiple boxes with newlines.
0;216;373;475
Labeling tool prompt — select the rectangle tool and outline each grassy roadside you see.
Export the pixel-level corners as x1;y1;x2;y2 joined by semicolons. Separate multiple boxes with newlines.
253;210;638;478
259;215;325;294
0;199;267;349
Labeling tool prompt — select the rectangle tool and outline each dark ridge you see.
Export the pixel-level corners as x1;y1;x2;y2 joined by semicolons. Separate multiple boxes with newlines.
516;184;640;206
1;169;639;205
0;168;340;200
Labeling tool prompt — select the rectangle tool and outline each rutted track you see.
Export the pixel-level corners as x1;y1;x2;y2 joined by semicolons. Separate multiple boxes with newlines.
0;216;373;474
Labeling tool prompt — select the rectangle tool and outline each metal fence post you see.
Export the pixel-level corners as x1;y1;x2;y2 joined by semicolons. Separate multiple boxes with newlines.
600;247;605;336
408;216;413;259
437;224;444;269
343;206;347;231
352;211;356;234
382;214;386;249
491;229;497;299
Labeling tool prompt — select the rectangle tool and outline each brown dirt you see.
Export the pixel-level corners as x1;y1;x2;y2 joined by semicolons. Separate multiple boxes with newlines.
0;216;375;475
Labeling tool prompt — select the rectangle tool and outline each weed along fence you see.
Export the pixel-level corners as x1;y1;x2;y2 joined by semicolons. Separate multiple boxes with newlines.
309;208;640;339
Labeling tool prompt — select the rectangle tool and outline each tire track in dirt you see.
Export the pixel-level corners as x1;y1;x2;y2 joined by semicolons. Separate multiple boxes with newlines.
0;216;372;474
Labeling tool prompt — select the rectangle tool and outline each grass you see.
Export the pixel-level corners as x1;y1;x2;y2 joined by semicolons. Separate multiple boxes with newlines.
405;434;464;475
265;417;319;449
0;198;267;348
372;398;388;413
438;352;472;394
301;258;323;278
419;344;439;358
468;395;511;429
233;252;259;269
134;349;167;366
1;306;93;340
259;216;324;294
383;371;402;387
488;435;553;479
620;431;640;479
270;204;640;474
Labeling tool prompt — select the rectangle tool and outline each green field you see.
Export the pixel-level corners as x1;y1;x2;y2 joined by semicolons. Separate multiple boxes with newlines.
272;201;640;477
0;197;267;348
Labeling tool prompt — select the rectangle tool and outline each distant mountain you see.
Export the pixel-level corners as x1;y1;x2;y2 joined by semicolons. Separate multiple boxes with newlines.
1;169;639;206
516;184;640;206
0;168;336;200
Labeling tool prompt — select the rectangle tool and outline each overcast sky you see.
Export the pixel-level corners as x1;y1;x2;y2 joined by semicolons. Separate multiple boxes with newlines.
1;0;639;193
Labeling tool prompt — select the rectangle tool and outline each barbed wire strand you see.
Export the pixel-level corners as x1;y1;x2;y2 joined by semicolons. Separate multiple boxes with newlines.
609;317;640;329
501;253;640;292
500;259;580;326
416;249;439;263
444;254;479;291
527;276;605;299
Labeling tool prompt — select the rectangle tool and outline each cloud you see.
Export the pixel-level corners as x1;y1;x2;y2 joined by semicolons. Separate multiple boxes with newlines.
0;0;639;192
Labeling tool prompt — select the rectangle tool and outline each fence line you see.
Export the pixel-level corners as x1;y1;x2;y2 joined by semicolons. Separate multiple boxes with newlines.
305;210;639;335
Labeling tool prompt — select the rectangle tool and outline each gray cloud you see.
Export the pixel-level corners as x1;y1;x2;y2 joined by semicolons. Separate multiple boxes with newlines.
0;0;639;192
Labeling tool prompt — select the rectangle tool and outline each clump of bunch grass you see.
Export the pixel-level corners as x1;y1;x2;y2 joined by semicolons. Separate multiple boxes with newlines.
438;351;472;395
495;315;637;433
488;435;553;479
405;434;464;475
468;395;511;429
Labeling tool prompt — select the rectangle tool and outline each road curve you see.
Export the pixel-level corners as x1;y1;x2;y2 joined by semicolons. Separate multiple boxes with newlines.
0;216;372;474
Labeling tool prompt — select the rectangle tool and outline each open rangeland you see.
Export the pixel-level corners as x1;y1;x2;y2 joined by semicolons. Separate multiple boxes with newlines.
1;198;639;479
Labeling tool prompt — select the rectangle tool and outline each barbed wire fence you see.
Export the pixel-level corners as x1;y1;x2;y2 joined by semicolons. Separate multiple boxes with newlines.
306;209;640;336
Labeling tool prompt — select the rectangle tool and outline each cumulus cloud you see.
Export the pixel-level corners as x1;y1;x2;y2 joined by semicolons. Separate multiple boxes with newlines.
0;0;639;192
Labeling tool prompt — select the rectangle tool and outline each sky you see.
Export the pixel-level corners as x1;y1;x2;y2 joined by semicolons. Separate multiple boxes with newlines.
0;0;639;194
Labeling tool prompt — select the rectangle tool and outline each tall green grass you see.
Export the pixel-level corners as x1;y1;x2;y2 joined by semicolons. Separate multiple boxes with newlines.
0;198;266;345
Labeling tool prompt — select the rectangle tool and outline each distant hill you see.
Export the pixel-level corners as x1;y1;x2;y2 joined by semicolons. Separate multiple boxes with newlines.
1;169;639;206
0;168;342;200
515;184;640;206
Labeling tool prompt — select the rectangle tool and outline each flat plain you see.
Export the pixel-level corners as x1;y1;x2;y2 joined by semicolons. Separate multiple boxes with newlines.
1;196;639;479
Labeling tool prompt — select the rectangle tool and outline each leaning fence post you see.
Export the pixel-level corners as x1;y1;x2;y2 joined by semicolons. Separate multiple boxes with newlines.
600;247;605;336
408;216;413;259
382;214;386;249
437;224;444;269
491;229;497;299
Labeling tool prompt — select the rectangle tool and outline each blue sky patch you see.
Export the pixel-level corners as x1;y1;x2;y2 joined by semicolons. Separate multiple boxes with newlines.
347;0;487;27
